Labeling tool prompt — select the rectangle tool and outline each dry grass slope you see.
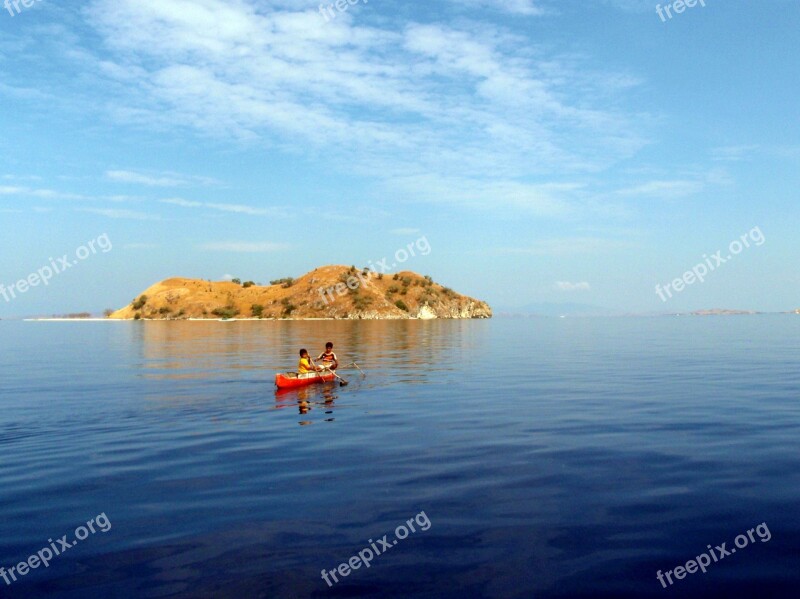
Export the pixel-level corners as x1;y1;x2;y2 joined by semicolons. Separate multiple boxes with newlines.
108;266;492;320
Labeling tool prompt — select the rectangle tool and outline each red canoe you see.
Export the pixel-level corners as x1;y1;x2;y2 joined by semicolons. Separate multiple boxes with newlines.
275;371;336;389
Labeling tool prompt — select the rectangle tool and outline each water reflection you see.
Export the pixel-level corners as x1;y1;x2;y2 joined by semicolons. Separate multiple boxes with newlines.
274;381;339;425
129;320;489;384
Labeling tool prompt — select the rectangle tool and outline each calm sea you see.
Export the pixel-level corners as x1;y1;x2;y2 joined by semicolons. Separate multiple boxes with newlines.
1;317;798;598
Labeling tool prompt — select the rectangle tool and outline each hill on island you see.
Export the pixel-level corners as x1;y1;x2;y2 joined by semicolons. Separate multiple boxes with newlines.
108;266;492;320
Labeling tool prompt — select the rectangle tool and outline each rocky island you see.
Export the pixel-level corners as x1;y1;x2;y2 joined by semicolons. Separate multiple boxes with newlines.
108;266;492;320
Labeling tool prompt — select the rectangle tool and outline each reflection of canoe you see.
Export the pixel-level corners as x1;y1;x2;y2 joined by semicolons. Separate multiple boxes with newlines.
275;371;336;389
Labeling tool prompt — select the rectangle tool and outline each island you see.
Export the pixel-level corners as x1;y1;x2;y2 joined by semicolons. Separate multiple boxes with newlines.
107;266;492;320
686;309;759;316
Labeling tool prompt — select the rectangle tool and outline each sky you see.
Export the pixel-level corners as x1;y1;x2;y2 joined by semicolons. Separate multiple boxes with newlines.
0;0;798;317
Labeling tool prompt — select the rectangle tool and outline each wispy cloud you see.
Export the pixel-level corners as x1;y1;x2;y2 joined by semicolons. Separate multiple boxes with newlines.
205;202;277;216
75;0;645;214
161;198;201;208
78;208;160;220
711;145;760;162
123;243;160;249
199;242;289;253
106;169;219;187
489;237;633;255
0;186;26;195
596;0;656;13
2;174;43;182
161;197;281;216
445;0;547;16
0;82;51;102
390;227;421;235
0;184;142;203
0;185;87;200
614;179;704;199
384;174;584;216
554;281;591;291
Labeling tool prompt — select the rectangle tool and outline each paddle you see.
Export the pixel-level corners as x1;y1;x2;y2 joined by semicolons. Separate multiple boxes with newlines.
340;361;365;375
311;357;349;386
324;366;349;387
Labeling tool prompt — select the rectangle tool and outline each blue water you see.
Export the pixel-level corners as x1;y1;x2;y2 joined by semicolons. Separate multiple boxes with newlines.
0;317;798;598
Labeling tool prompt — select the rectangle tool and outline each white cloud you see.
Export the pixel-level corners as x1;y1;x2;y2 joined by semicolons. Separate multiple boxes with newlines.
444;0;546;16
200;242;289;253
161;197;282;216
78;208;160;220
0;0;654;223
0;185;87;200
488;237;633;255
596;0;655;12
384;174;583;216
76;0;644;213
711;145;760;162
554;281;591;291
205;202;276;216
615;180;704;199
106;169;219;187
123;243;160;249
161;198;202;208
0;186;26;195
2;174;43;181
0;184;141;203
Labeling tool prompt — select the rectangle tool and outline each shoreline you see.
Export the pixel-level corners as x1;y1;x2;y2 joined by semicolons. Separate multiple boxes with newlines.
22;317;480;322
18;312;797;322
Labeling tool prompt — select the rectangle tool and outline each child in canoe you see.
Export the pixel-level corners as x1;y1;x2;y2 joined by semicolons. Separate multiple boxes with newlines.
298;349;322;376
316;342;339;371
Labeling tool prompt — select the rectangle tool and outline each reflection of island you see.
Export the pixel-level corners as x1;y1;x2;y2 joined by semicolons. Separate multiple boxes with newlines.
131;318;482;389
130;320;482;416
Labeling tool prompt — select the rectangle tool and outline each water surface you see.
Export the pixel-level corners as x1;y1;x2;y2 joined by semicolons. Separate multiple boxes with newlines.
0;317;798;598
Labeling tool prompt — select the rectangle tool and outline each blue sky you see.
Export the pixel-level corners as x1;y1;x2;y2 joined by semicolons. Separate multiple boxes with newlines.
0;0;798;317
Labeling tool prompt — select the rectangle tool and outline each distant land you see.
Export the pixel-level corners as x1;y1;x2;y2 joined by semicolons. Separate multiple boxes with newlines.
107;266;492;320
685;309;758;316
496;305;797;318
13;291;800;322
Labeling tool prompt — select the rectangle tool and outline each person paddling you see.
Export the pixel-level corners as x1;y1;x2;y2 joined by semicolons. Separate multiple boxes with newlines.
298;349;322;376
317;342;339;371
